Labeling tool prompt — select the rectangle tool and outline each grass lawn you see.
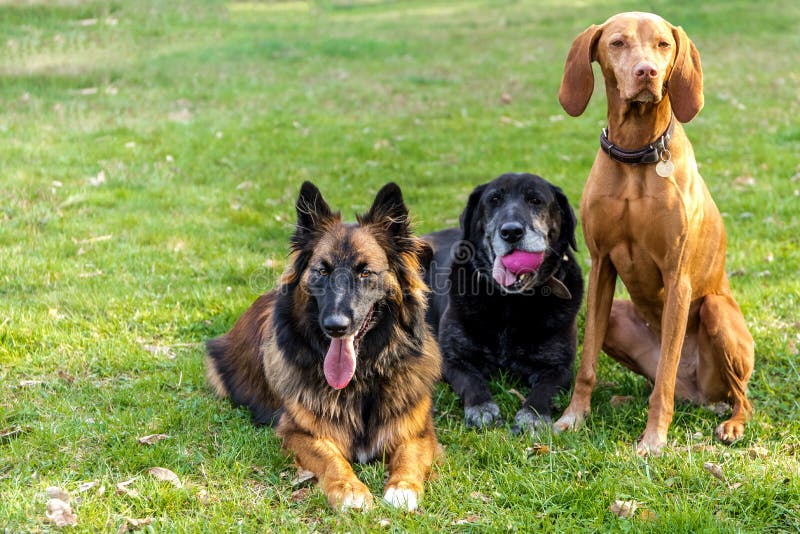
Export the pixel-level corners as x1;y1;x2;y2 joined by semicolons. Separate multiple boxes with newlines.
1;0;799;531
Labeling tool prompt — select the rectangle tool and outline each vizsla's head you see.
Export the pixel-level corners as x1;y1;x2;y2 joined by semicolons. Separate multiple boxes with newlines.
558;12;703;123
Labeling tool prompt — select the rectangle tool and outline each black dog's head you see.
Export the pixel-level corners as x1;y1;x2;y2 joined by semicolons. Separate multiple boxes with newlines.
286;181;431;389
460;173;577;293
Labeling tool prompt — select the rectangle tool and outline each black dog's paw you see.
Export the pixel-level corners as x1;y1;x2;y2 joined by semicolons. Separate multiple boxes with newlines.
511;408;552;435
464;401;502;429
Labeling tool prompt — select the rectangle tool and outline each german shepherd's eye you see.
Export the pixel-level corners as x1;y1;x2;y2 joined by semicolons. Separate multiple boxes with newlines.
359;268;373;278
317;266;330;276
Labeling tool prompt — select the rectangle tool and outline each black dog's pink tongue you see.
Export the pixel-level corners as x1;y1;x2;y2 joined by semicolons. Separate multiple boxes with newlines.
323;336;356;389
492;250;545;287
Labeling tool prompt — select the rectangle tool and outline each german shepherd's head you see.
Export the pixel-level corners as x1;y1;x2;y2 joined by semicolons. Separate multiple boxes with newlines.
277;182;432;390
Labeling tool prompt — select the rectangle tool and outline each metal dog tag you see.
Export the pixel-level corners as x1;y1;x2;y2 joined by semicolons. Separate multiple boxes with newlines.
655;159;674;178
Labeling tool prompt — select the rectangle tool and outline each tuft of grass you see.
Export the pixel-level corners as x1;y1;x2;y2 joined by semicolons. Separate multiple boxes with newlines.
1;0;799;531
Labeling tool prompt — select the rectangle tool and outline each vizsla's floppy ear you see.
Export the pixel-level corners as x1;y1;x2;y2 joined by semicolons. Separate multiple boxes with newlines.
668;25;704;123
558;24;602;117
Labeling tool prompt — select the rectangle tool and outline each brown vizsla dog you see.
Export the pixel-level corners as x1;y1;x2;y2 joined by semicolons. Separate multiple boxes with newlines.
553;12;754;456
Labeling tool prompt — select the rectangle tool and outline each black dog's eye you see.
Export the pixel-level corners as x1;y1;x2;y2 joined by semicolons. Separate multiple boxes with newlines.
359;268;372;278
658;41;671;49
611;39;624;48
526;195;542;206
488;192;502;205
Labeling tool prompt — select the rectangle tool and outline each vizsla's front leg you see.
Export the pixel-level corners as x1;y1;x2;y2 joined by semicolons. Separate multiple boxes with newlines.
554;255;617;433
637;275;692;456
281;429;372;511
383;426;438;512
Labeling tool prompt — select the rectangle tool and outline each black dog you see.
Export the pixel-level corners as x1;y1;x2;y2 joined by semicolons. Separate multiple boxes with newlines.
425;173;583;433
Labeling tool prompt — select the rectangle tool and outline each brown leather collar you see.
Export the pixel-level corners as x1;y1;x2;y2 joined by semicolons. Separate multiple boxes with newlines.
600;115;675;165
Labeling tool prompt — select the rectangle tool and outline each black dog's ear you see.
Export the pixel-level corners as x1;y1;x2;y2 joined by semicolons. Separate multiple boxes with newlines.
553;185;578;251
360;182;412;242
459;183;487;241
291;181;338;251
418;239;434;268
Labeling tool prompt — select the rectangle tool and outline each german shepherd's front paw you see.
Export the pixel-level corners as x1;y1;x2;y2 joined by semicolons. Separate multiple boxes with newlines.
383;481;421;511
511;407;552;435
464;401;502;429
324;479;373;512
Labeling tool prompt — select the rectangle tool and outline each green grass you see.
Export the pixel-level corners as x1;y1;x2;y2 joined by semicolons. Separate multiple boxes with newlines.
1;0;799;531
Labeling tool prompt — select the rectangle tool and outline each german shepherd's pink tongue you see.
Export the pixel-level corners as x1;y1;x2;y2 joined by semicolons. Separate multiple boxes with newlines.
492;250;544;286
324;336;356;389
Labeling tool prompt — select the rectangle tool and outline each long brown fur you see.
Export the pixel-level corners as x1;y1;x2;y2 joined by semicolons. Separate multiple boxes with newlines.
206;182;441;511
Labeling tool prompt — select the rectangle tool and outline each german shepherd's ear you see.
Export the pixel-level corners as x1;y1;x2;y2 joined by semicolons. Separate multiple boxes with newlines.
459;183;487;243
362;182;412;242
552;185;578;252
291;181;338;251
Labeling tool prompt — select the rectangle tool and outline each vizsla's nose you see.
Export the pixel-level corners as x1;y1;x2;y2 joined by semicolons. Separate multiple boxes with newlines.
634;61;658;79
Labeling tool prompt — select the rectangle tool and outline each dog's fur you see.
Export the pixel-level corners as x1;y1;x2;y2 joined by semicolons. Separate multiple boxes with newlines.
424;173;583;433
206;182;441;511
554;12;755;455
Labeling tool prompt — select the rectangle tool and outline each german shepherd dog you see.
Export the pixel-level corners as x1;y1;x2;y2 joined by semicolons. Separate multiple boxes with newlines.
206;182;441;511
425;173;583;434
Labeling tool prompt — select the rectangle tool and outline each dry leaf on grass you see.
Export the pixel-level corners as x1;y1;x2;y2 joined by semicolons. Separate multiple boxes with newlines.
470;491;492;503
526;444;551;456
45;487;77;527
291;469;315;486
117;517;152;534
147;467;182;488
703;462;726;483
137;434;169;445
19;380;43;387
507;388;526;402
609;499;638;518
610;395;634;407
0;425;29;442
639;508;657;521
197;488;211;505
77;480;99;493
57;370;75;383
290;487;312;503
116;477;139;497
748;446;768;459
452;514;481;525
379;518;391;527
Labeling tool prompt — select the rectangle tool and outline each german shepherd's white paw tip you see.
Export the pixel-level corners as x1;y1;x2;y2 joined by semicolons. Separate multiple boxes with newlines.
383;487;418;511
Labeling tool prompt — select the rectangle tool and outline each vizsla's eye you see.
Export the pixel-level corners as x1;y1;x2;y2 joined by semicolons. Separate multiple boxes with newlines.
611;39;625;48
658;41;671;48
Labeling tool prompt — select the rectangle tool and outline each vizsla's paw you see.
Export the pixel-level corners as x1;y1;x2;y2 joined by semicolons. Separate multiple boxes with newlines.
383;481;421;512
636;430;667;457
552;409;585;434
325;479;373;512
511;408;552;435
464;401;502;429
715;419;745;444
